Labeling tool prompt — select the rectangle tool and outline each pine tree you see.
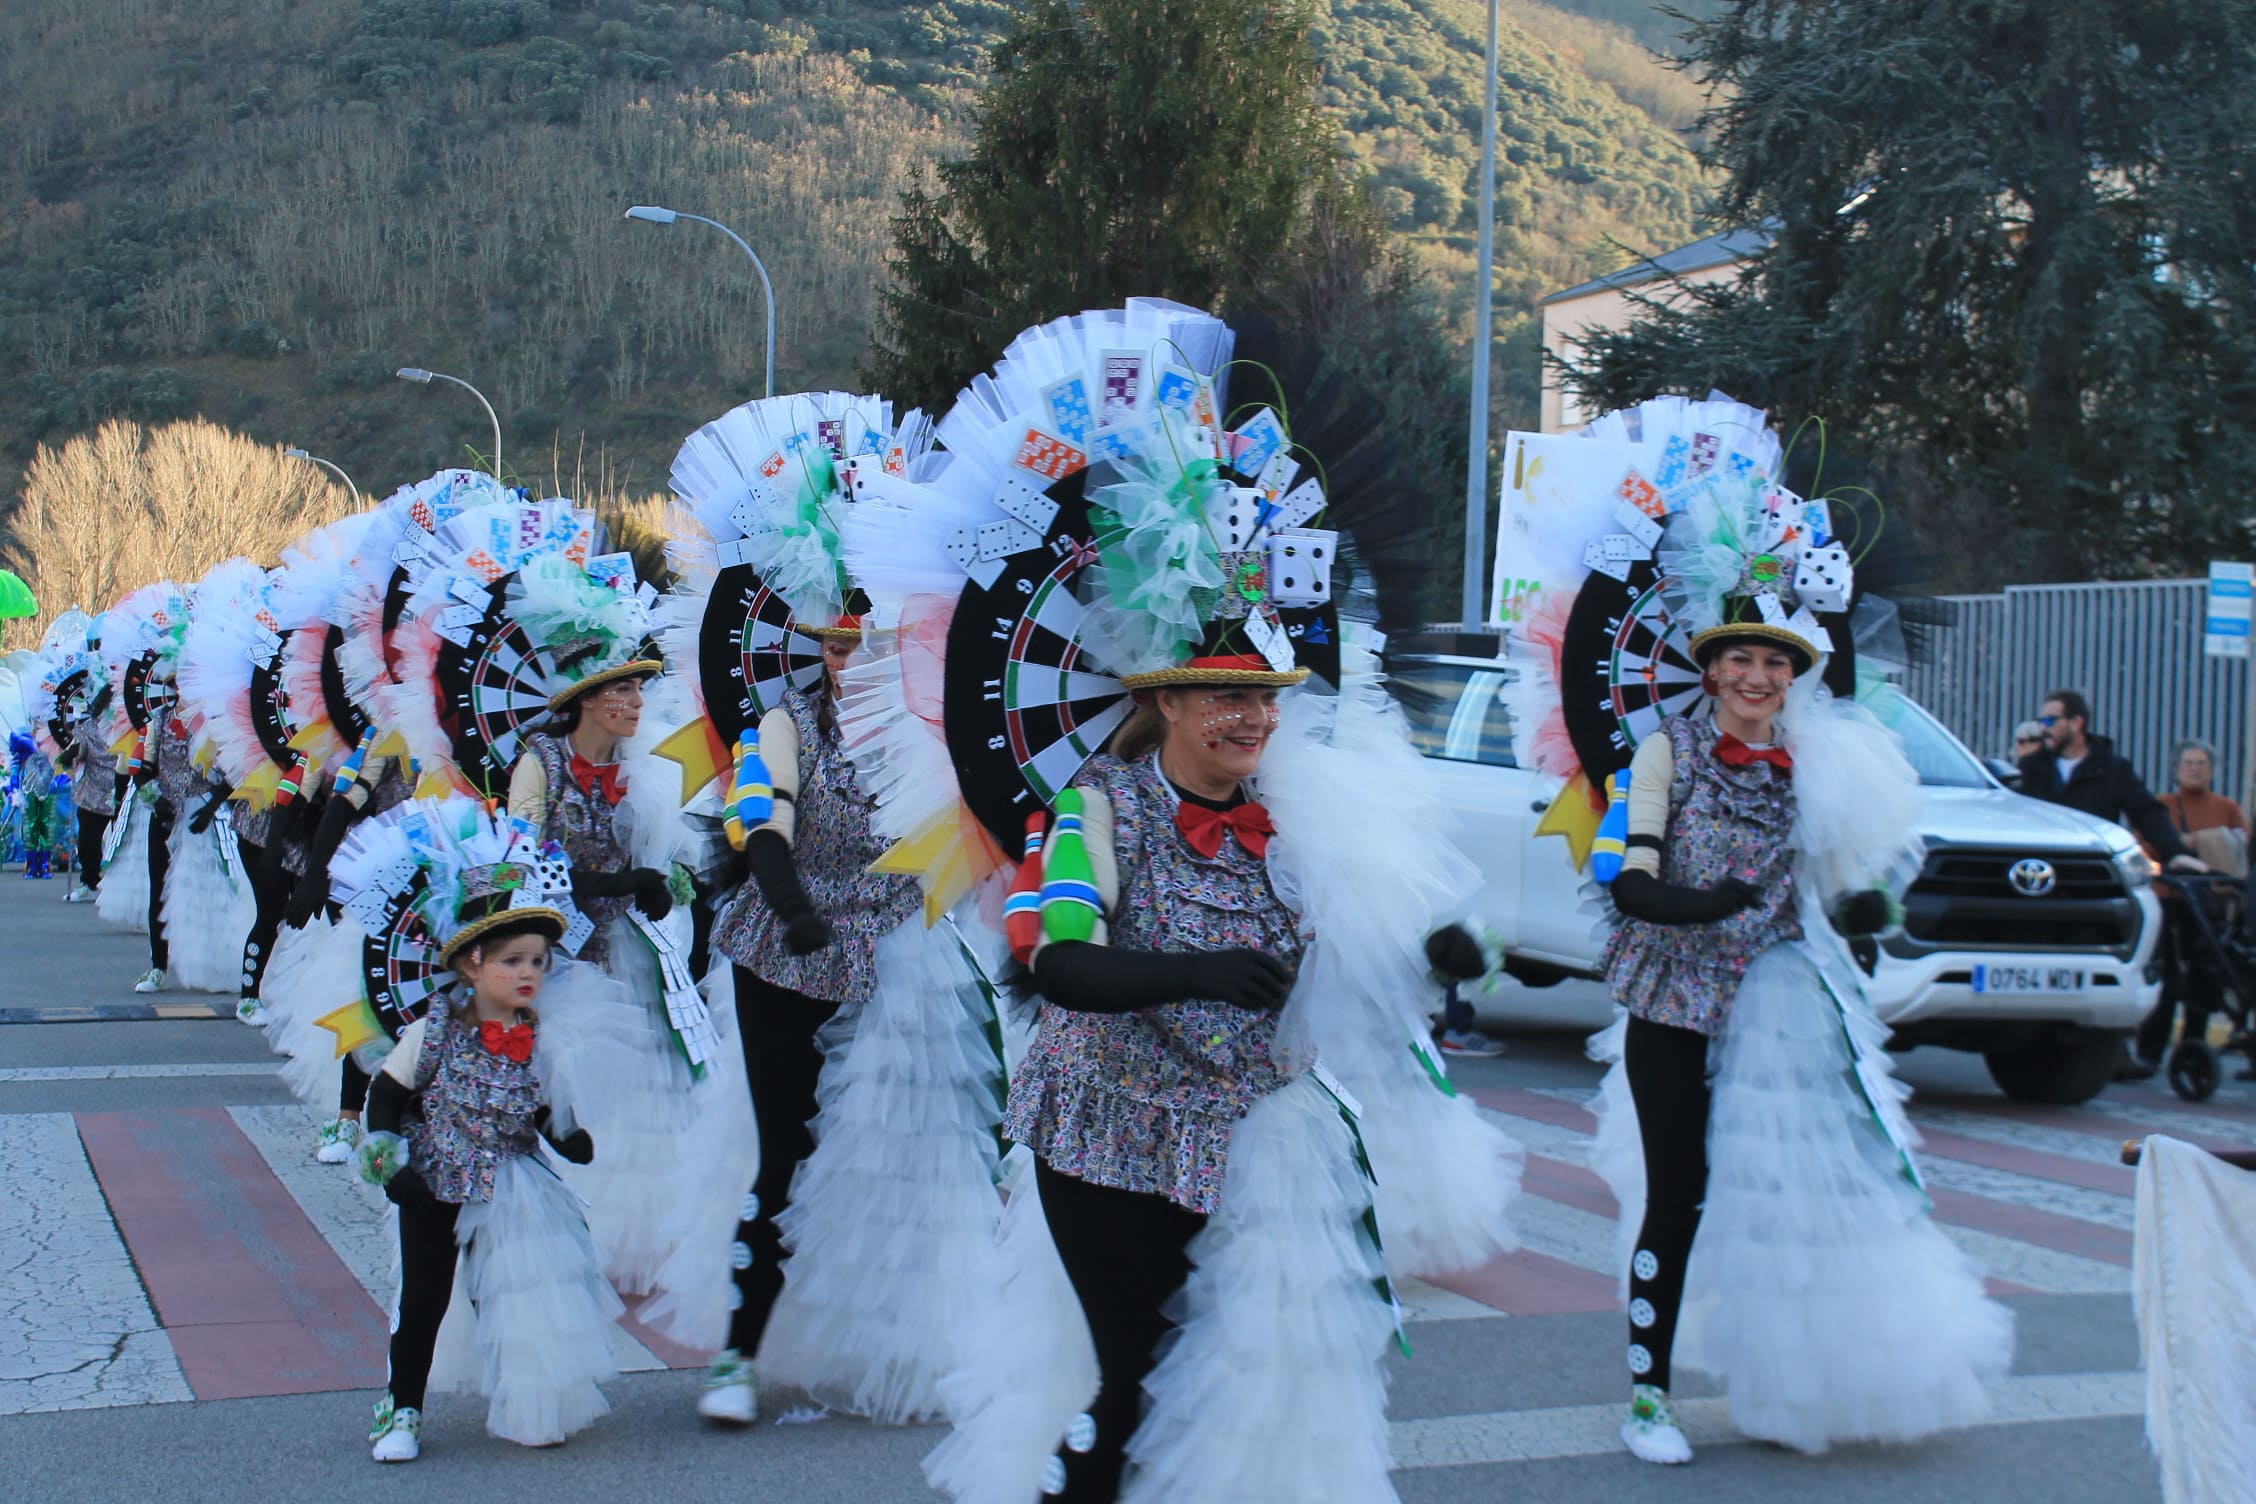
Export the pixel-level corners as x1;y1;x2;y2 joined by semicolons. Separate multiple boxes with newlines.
1563;0;2256;583
863;0;1336;411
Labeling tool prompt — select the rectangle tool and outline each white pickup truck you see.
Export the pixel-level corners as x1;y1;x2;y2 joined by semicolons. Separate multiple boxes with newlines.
1391;650;2164;1106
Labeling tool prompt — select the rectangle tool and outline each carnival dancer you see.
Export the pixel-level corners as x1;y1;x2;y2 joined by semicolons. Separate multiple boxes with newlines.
647;390;1007;1431
7;731;59;877
846;301;1516;1504
1503;396;2012;1463
351;796;633;1463
62;678;119;903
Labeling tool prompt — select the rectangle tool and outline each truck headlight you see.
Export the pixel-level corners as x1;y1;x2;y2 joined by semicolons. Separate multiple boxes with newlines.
2112;847;2155;889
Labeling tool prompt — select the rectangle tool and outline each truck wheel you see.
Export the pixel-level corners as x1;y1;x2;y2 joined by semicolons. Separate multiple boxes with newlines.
1983;1030;2125;1105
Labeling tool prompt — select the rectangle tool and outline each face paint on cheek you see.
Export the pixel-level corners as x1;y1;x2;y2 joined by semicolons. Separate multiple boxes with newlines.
1199;700;1248;750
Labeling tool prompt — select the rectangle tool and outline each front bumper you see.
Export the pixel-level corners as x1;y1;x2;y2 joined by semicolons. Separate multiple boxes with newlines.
1869;941;2161;1032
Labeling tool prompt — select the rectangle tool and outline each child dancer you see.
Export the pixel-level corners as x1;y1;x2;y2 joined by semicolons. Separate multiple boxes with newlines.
354;800;631;1463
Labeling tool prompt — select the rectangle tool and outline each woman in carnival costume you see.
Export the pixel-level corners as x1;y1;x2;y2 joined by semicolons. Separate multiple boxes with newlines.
348;795;637;1463
93;581;191;986
37;613;120;904
4;729;58;876
1502;396;2011;1463
647;390;1009;1430
844;300;1516;1504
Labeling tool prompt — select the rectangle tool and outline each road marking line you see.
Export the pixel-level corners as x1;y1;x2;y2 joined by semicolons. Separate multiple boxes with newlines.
1387;1368;2143;1470
0;1062;286;1083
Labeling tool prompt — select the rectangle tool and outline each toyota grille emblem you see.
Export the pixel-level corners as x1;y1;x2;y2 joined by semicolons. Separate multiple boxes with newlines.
2007;858;2058;897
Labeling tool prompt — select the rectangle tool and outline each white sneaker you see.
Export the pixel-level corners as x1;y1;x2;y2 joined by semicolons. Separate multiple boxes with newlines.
370;1399;421;1463
1622;1385;1693;1464
132;968;165;994
316;1118;361;1164
235;996;267;1026
696;1350;758;1425
65;883;95;903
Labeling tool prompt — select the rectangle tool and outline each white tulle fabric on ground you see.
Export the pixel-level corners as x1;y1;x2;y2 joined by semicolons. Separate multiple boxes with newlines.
421;1154;624;1445
2134;1134;2256;1504
1588;934;2013;1453
95;796;150;933
157;820;256;992
256;916;366;1107
634;961;760;1352
555;915;707;1296
1260;634;1522;1278
757;914;1006;1422
1120;1075;1397;1504
922;1144;1097;1501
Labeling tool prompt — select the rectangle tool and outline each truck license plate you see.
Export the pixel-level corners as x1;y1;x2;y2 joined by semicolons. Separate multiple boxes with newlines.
1971;964;2086;994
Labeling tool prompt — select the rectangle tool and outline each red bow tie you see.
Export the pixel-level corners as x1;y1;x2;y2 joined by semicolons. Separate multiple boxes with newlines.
569;755;625;804
480;1019;535;1063
1176;800;1276;860
1714;734;1793;775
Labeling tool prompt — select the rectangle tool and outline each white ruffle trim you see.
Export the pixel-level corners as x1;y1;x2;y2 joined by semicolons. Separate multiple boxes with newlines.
2135;1134;2256;1504
424;1154;623;1445
1120;1075;1399;1503
256;915;367;1108
95;797;150;933
158;822;255;993
758;915;1007;1422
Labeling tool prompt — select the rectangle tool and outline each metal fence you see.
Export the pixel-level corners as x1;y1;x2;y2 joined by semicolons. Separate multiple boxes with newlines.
1903;578;2252;800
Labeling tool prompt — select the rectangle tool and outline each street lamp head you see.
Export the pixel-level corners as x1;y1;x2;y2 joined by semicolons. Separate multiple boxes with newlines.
624;205;679;225
283;447;311;459
396;367;434;383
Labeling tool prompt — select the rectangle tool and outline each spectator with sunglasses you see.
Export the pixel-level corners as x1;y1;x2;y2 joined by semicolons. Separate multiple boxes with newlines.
2017;690;2206;874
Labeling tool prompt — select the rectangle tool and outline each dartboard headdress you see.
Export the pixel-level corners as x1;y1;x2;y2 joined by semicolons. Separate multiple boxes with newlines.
656;391;933;797
1498;395;1868;869
839;299;1379;917
509;553;659;711
176;557;294;799
28;610;100;760
100;580;192;750
268;512;386;790
339;469;517;728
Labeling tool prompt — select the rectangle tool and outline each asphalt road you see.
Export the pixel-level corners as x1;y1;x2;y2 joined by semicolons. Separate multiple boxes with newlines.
0;871;2201;1504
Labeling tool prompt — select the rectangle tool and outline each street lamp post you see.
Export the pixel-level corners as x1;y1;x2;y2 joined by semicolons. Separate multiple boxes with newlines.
1462;0;1501;629
283;448;363;509
396;368;503;484
624;204;777;398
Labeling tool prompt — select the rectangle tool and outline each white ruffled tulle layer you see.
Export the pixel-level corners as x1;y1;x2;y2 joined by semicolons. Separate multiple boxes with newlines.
555;917;709;1296
422;1154;623;1445
922;1145;1099;1502
157;822;255;993
1121;1075;1398;1504
2135;1134;2256;1504
256;916;366;1109
95;797;149;933
1589;938;2013;1452
757;916;1007;1422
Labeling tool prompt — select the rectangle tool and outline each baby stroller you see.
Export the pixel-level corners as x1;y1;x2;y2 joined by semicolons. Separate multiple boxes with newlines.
2161;871;2256;1102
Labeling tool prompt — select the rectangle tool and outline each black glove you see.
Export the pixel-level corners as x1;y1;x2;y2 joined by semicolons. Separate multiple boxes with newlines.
284;796;356;928
1424;923;1487;981
1832;888;1894;938
627;867;673;921
1611;870;1764;927
534;1106;596;1165
745;830;832;955
572;866;675;922
1849;934;1880;978
1034;941;1296;1014
187;782;233;836
383;1164;440;1211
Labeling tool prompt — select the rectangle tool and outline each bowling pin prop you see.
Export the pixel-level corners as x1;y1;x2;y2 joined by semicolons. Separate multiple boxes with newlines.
273;752;310;808
124;731;149;783
329;735;371;799
1591;771;1628;883
722;729;774;850
1005;812;1048;965
1040;789;1103;944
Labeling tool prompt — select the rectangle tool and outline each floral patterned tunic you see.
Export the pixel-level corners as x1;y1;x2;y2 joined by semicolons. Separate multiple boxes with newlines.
153;716;198;809
712;688;922;1007
522;731;628;967
404;1004;545;1205
70;718;118;817
1002;754;1305;1215
1602;716;1802;1036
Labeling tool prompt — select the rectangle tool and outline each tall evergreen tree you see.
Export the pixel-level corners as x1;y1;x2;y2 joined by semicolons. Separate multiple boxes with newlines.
1564;0;2256;583
864;0;1335;411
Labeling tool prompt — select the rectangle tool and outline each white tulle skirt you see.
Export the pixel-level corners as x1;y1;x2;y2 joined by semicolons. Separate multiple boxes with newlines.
1589;937;2014;1452
421;1154;624;1445
756;916;1008;1422
157;819;256;993
256;916;369;1109
95;796;150;934
555;915;711;1296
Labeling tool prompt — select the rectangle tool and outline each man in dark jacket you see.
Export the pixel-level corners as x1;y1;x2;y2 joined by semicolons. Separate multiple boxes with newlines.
2019;689;2208;1080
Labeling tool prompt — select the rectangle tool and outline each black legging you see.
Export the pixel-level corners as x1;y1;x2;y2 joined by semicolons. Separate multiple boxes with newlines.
2137;897;2222;1066
724;967;841;1356
77;807;108;890
1035;1158;1207;1503
146;798;175;970
341;1057;370;1115
238;842;290;1002
388;1196;463;1411
1624;1013;1713;1393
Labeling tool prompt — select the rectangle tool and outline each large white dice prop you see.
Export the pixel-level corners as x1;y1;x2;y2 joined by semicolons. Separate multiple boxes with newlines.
1207;486;1263;551
1267;528;1337;607
1793;542;1853;614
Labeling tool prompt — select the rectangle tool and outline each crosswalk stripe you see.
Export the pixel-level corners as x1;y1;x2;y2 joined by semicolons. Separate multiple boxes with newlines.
0;1063;285;1083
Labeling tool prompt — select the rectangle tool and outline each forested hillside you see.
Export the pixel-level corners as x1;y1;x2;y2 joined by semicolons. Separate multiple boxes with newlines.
0;0;1713;515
